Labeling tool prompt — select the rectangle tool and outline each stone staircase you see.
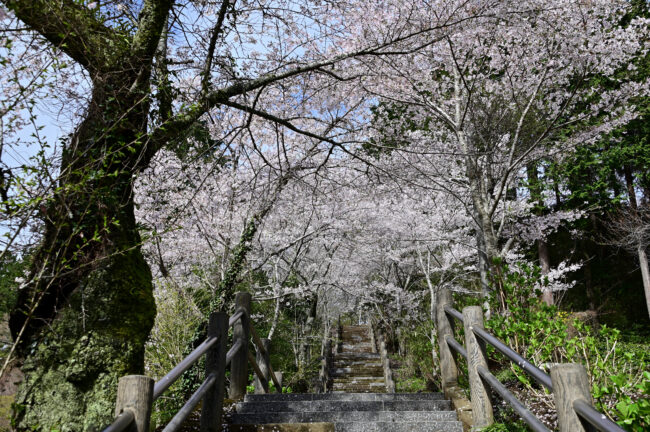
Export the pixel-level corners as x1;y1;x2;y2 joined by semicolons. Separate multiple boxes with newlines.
229;325;463;432
332;325;385;393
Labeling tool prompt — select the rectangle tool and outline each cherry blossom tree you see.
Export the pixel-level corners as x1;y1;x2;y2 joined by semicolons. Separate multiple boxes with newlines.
0;0;492;428
358;0;649;302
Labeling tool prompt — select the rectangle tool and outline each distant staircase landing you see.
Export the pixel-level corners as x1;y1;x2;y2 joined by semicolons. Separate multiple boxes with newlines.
332;325;386;393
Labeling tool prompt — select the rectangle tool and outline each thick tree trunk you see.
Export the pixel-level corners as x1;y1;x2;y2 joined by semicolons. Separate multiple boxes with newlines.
476;232;490;297
9;79;156;431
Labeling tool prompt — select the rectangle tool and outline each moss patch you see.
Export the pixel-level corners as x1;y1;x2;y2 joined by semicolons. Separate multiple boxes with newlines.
12;249;155;431
0;395;12;432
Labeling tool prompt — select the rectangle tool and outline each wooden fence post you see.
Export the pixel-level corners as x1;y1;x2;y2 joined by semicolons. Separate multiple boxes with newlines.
462;306;493;428
275;371;283;389
200;312;228;432
229;291;251;400
254;338;271;394
335;315;342;354
320;339;331;393
377;330;396;393
369;322;377;354
551;363;592;432
436;288;458;390
114;375;154;432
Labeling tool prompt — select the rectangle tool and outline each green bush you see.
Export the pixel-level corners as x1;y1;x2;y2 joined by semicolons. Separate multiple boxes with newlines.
145;282;203;427
485;260;650;431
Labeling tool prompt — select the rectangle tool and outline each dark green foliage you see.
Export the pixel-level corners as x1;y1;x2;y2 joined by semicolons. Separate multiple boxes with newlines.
0;253;26;317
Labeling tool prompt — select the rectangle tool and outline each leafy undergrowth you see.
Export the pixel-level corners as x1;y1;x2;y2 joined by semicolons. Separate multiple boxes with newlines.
391;260;650;432
475;260;650;431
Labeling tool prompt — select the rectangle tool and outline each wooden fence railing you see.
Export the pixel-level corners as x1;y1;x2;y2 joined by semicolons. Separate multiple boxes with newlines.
369;319;396;393
436;288;626;432
101;292;282;432
319;323;333;393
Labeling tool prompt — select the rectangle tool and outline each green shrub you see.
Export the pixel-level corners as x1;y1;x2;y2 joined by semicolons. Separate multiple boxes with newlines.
485;260;649;430
145;282;203;427
396;377;427;393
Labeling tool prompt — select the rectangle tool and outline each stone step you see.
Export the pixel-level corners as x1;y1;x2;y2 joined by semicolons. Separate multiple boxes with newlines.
236;400;452;414
243;393;445;402
331;388;387;393
333;376;386;383
229;423;334;432
331;366;384;377
232;421;462;432
340;344;374;352
333;352;381;360
331;384;386;392
335;422;463;432
340;336;371;341
232;410;457;424
332;365;382;372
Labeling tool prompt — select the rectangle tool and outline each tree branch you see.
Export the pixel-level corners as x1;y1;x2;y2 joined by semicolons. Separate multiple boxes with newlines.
2;0;123;71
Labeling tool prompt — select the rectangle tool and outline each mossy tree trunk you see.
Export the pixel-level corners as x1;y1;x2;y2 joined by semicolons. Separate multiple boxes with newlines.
4;1;172;429
9;76;157;431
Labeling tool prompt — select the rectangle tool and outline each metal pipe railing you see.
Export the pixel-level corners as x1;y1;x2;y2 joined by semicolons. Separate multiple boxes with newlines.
226;338;244;366
153;335;219;400
445;304;553;390
445;335;467;359
101;410;135;432
102;292;283;432
437;289;624;432
573;399;626;432
229;309;245;327
471;325;553;391
477;366;551;432
444;305;464;323
161;373;217;432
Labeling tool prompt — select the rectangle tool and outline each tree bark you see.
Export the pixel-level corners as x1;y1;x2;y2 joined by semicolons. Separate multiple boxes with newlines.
3;1;172;428
638;246;650;319
299;295;318;369
527;163;554;306
539;239;554;306
9;77;157;431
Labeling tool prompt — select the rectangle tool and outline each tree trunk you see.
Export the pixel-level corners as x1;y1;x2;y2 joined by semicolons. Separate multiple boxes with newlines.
624;165;638;209
583;253;597;311
638;245;650;319
623;167;649;317
299;295;318;369
9;77;156;430
539;240;554;306
268;294;282;341
476;231;490;298
527;163;554;306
